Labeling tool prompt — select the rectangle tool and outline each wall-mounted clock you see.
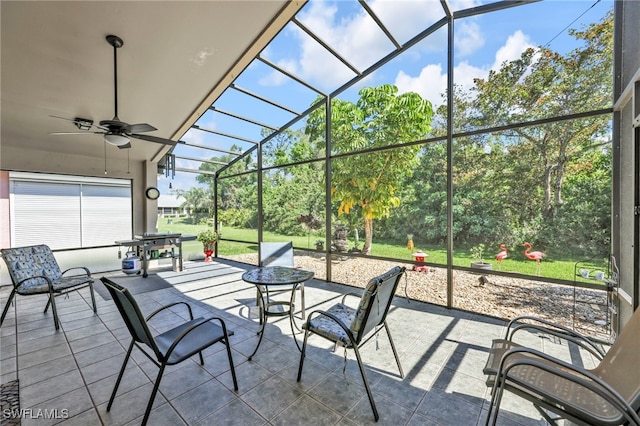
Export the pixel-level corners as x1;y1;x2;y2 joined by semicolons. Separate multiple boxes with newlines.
145;187;160;200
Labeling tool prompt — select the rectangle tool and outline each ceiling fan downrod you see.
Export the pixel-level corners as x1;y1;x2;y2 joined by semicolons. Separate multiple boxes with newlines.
106;35;123;121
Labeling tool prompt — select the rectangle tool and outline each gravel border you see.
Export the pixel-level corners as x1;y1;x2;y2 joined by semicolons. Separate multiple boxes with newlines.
226;251;612;340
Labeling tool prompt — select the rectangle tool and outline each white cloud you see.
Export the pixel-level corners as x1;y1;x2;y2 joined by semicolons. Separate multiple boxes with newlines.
493;30;533;70
291;0;451;88
395;64;448;105
395;29;534;107
455;21;484;57
368;0;449;45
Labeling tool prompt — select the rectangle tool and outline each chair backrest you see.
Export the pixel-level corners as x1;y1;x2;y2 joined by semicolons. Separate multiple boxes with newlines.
1;244;62;288
593;306;640;410
259;242;294;267
349;266;406;344
101;277;161;359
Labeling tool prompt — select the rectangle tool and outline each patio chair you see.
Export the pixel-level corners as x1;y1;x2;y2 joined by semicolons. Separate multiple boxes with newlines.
483;315;608;384
101;277;238;426
1;244;96;330
297;266;406;422
483;308;640;425
257;241;305;319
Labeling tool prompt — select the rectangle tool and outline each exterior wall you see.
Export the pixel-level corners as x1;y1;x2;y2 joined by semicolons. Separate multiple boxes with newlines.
0;144;162;284
0;171;10;248
0;144;161;241
614;0;640;327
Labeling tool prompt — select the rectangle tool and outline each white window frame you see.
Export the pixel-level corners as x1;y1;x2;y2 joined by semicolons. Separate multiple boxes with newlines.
9;172;132;249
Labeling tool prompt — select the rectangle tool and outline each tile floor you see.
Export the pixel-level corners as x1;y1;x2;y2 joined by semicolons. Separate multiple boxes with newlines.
0;260;599;425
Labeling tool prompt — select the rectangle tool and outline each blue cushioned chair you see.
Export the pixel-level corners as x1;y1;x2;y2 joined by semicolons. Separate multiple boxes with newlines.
1;244;96;330
297;266;406;421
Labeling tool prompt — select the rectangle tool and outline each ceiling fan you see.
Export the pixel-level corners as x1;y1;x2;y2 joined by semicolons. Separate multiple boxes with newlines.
50;35;176;150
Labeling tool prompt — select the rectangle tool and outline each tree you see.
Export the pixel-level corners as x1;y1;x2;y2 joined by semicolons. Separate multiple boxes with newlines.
306;84;433;254
383;12;613;257
261;129;326;237
174;186;212;224
470;12;612;223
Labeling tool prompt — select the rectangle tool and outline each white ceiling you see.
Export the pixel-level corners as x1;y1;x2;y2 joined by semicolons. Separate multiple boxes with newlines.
0;1;300;165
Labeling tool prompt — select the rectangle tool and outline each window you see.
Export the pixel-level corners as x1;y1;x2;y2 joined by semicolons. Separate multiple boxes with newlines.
9;172;132;249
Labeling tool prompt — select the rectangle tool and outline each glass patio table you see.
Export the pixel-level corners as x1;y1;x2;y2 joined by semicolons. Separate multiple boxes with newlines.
242;266;314;360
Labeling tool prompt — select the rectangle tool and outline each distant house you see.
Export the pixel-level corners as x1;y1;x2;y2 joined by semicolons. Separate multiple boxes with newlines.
158;194;186;216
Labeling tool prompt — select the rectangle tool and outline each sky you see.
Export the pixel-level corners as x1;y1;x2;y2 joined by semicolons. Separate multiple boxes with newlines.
159;0;613;194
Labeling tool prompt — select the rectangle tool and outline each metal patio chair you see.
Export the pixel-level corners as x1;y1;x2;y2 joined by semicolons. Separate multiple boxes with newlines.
297;266;406;422
101;277;238;426
257;241;306;320
1;244;96;330
483;308;640;425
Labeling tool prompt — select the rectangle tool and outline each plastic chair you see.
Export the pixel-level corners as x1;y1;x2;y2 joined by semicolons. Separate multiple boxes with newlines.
297;266;406;421
1;244;96;330
258;241;305;319
101;277;238;426
483;308;640;425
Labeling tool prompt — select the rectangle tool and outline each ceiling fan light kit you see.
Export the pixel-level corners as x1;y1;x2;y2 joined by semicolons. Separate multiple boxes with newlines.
50;34;176;149
104;133;130;146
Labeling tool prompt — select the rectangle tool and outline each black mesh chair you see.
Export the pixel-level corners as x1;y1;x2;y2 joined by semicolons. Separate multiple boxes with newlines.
483;308;640;425
257;241;306;320
297;266;406;422
101;277;238;425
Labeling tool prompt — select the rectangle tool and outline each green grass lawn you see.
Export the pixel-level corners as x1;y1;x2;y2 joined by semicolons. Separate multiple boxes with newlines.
159;216;609;283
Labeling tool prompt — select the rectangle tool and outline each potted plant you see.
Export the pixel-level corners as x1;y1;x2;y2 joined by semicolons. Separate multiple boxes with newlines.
470;243;492;270
315;239;324;251
197;228;220;262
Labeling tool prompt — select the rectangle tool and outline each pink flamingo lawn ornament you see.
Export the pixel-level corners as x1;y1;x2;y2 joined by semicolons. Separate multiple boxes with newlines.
495;244;508;269
523;242;546;275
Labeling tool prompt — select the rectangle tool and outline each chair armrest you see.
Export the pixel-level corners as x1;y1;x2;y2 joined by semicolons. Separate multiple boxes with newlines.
505;315;606;358
146;301;194;321
340;292;362;305
496;347;640;425
506;315;584;339
164;316;232;358
61;266;92;277
509;323;606;360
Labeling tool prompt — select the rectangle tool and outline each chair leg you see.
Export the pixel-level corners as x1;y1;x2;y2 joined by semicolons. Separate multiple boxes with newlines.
224;339;239;391
296;330;310;382
384;321;404;378
107;341;134;411
142;363;166;426
0;289;17;327
89;283;97;313
300;284;305;320
49;292;60;330
485;374;506;426
353;344;379;422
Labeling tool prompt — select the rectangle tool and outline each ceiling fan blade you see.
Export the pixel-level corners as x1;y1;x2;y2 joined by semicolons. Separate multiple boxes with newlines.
50;131;104;135
50;115;80;123
128;123;157;133
130;133;176;146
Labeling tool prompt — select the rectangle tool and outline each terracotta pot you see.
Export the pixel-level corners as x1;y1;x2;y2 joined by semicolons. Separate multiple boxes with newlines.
204;249;214;262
